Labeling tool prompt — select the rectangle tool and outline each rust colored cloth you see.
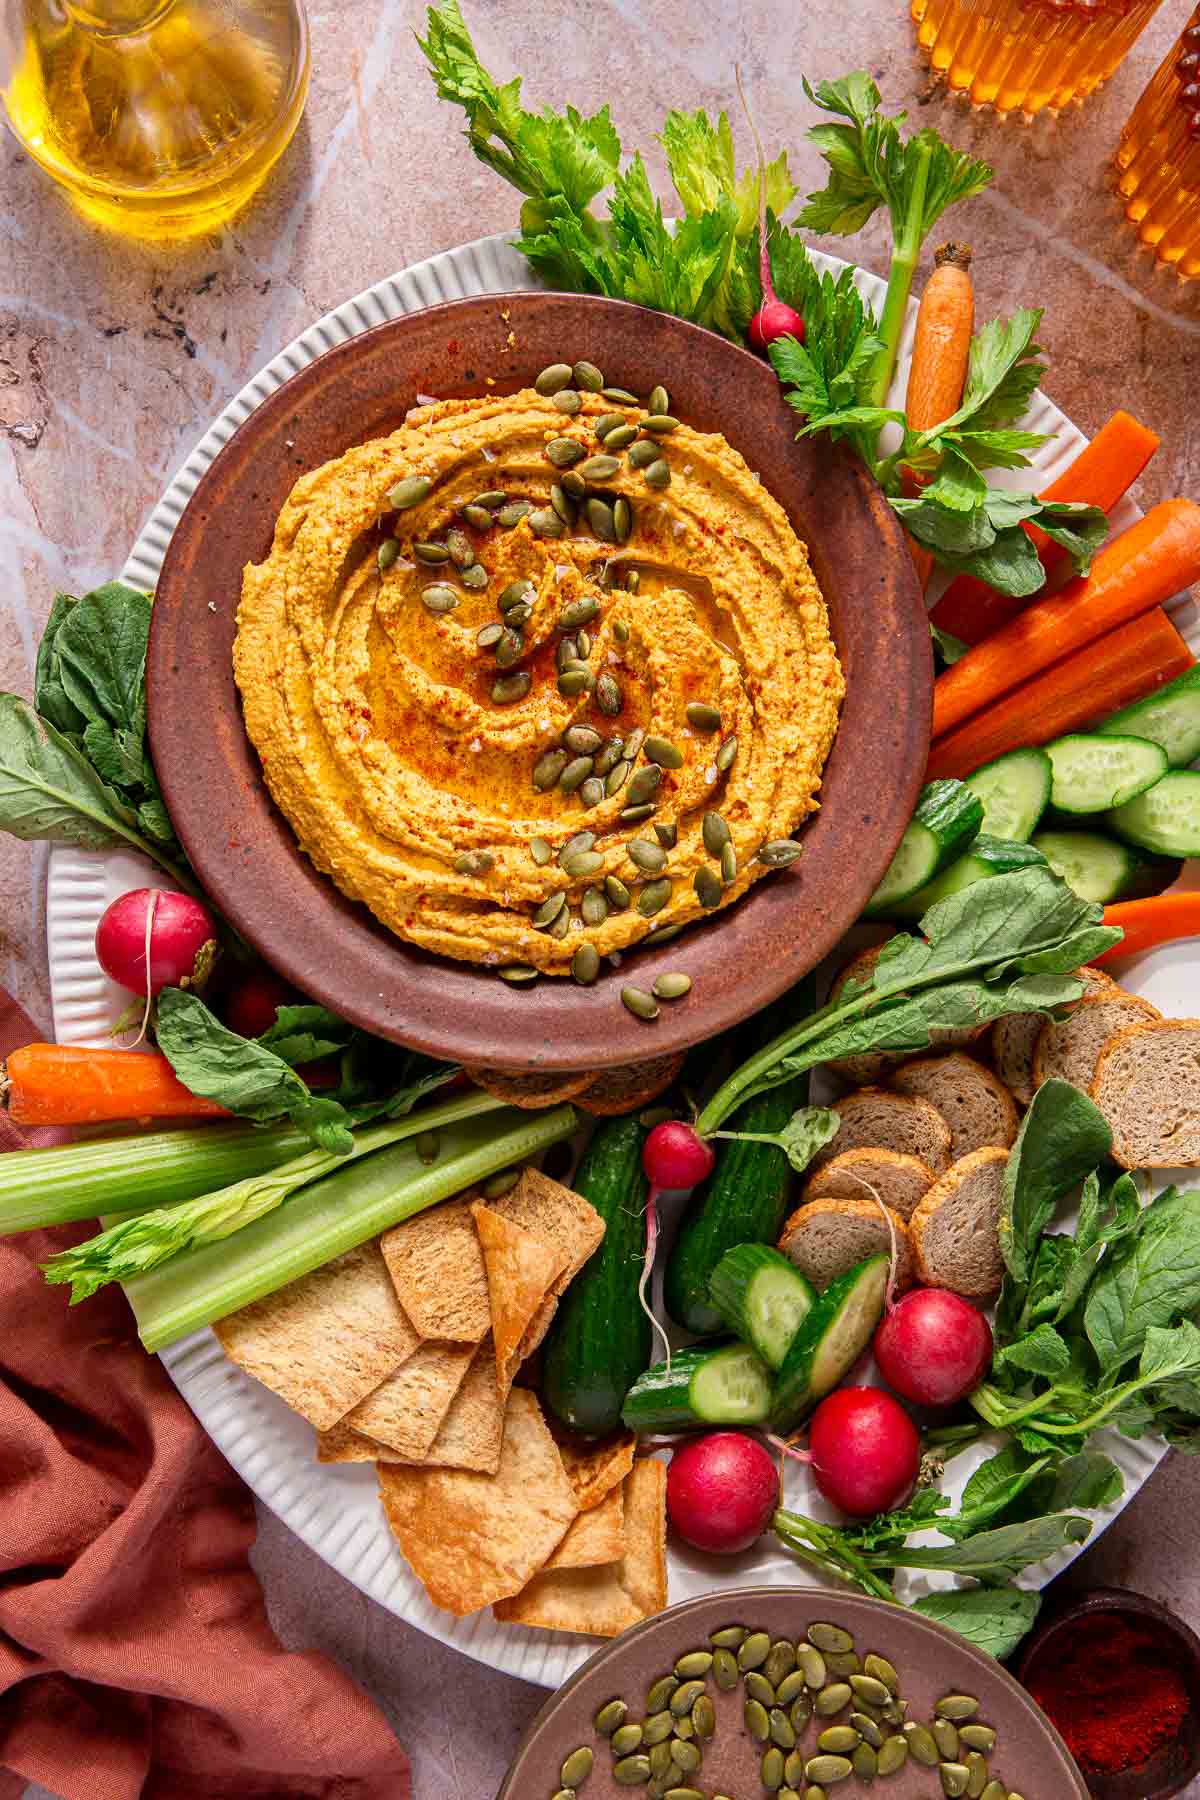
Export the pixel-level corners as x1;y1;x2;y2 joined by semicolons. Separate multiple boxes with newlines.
0;992;411;1800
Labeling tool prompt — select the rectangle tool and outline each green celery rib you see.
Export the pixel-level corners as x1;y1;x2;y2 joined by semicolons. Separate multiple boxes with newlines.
127;1102;579;1352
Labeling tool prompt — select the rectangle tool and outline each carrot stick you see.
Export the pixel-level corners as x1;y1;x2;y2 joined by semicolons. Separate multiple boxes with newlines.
926;607;1194;781
1094;893;1200;965
3;1045;230;1127
931;500;1200;741
930;410;1161;643
904;242;975;589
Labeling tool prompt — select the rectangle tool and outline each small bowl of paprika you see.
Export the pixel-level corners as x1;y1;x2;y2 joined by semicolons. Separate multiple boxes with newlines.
1016;1586;1200;1800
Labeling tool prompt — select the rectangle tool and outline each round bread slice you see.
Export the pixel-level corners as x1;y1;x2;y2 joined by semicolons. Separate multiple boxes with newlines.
800;1148;936;1220
909;1146;1010;1297
810;1088;953;1176
576;1051;685;1116
826;943;982;1086
991;966;1117;1105
778;1197;915;1292
1092;1018;1200;1168
464;1066;596;1108
1033;989;1161;1094
889;1052;1019;1160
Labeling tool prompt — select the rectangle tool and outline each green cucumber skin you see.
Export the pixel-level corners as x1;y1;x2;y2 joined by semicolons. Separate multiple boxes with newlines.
769;1255;888;1434
887;834;1046;919
621;1343;771;1431
542;1116;651;1437
1098;664;1200;768
708;1243;815;1371
664;984;815;1336
911;779;984;869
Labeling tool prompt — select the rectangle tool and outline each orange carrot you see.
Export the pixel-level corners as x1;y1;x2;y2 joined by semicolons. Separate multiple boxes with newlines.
931;500;1200;742
1094;893;1200;965
4;1045;230;1127
904;242;975;589
926;607;1194;781
930;410;1161;643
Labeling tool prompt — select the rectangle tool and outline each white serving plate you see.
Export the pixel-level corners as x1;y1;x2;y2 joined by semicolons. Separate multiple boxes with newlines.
46;232;1196;1688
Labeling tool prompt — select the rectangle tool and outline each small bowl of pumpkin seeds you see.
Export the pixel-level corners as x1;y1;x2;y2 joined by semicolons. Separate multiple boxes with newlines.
497;1586;1090;1800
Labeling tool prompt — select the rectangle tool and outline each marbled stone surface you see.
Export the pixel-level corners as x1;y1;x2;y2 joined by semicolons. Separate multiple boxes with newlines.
5;0;1200;1795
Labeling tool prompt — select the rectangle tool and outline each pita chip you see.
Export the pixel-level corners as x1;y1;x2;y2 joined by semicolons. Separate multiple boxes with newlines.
378;1389;578;1615
492;1456;668;1637
346;1338;475;1459
487;1168;605;1295
556;1431;637;1512
380;1199;490;1343
471;1203;568;1393
318;1336;506;1473
542;1482;625;1571
214;1241;420;1430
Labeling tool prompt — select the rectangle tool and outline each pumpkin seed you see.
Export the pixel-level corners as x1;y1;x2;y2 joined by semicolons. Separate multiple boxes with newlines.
498;500;533;527
534;893;568;931
453;849;494;877
377;539;400;573
814;1683;853;1718
758;838;804;868
673;1715;695;1742
648;1741;673;1780
530;507;566;539
579;777;605;808
547;437;586;468
604;874;632;911
643;1711;674;1746
414;541;451;565
460;502;494;531
850;1674;891;1709
933;1720;960;1761
550;484;577;525
551;387;582;414
817;1728;859;1754
940;1764;970;1799
607;425;639;453
623;726;647;759
638;878;673;917
744;1671;775;1707
495;628;525;667
762;1747;785;1791
613;618;631;642
535;363;574;395
642;413;679;433
388;474;433;510
805;1756;852;1785
882;1699;907;1725
667;1648;709;1682
492;671;531;705
577;628;592;658
557;637;580;670
597;672;623;715
693;866;722;908
561;1747;594;1787
647;384;670;415
720;842;737;884
683;701;719;733
629;837;667;874
903;1722;940;1766
573;360;604;391
604;759;632;797
654;821;678;849
789;1693;812;1733
559;669;595;696
414;1130;440;1164
559;756;594;794
592;738;622;777
744;1699;770;1742
862;1653;899;1694
498;963;537;983
756;1639;793;1687
572;942;600;985
716;734;738;772
550;1790;573;1800
699;813;728;858
613;1754;651;1786
958;1726;996;1755
622;986;659;1021
602;386;639;404
587;498;617;543
561;468;587;499
979;1784;1006;1800
691;1696;715;1740
530;836;554;866
775;1671;807;1707
625;767;662;809
852;1743;878;1781
965;1752;989;1798
797;1644;828;1689
595;412;627;440
613;495;634;542
620;804;657;825
652;923;684;944
461;562;489;590
594;1698;627;1737
643;735;682;769
646;1677;678;1713
563;849;604;879
445;527;474;569
472;489;507;509
876;1734;908;1777
671;1738;702;1774
851;1712;883;1748
533;750;569;792
644;459;671;490
559;597;600;631
784;1750;806;1788
422;584;459;614
824;1652;860;1679
700;1645;734;1689
665;1788;703;1800
937;1696;980;1722
770;1709;797;1750
628;439;660;469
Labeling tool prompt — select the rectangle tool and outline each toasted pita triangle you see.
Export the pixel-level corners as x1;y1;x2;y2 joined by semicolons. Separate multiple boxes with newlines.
471;1202;568;1394
542;1482;625;1570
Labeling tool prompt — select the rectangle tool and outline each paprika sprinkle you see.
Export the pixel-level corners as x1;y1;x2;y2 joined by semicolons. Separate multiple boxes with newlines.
1025;1610;1190;1776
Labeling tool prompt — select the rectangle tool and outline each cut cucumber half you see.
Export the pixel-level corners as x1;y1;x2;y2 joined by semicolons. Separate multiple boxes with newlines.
884;835;1047;920
1097;664;1200;769
770;1254;889;1433
963;747;1051;843
1107;770;1200;858
708;1244;817;1372
1032;829;1181;905
863;780;983;916
621;1341;773;1433
1046;733;1169;814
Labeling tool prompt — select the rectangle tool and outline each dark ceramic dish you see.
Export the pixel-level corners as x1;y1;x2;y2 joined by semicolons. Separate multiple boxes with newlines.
147;292;929;1070
498;1586;1089;1799
1016;1587;1200;1800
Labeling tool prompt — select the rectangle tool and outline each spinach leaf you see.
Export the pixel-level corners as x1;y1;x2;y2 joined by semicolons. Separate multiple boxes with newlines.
257;1003;357;1067
34;593;89;739
53;583;151;752
885;1513;1092;1581
1085;1188;1200;1375
0;693;142;851
998;1081;1112;1288
938;1445;1053;1540
995;1322;1072;1380
711;1104;840;1173
911;1586;1041;1660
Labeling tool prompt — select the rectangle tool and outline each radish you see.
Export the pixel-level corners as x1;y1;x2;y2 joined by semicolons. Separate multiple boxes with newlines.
737;68;805;354
667;1430;779;1554
96;888;217;998
874;1287;994;1408
221;967;301;1040
808;1386;920;1518
640;1121;715;1364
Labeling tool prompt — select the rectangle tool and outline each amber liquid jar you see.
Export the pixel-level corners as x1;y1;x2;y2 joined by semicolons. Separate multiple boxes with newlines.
911;0;1165;118
1114;7;1200;280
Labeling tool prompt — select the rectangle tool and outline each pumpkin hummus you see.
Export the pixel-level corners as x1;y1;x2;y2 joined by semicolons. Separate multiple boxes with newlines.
234;385;844;975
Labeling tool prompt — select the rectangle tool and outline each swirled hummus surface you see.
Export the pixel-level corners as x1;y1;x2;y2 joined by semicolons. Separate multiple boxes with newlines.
234;384;844;975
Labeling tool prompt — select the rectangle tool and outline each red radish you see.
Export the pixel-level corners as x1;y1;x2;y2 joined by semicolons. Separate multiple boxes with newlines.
96;888;217;997
640;1122;716;1364
808;1387;920;1518
874;1288;994;1408
667;1431;779;1554
221;967;301;1039
737;68;805;354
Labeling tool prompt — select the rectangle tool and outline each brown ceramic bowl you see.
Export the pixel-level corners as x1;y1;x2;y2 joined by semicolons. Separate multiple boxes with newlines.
147;292;929;1070
498;1586;1089;1798
1016;1587;1200;1799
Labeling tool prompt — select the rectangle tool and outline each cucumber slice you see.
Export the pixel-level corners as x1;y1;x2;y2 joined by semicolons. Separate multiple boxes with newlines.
621;1342;773;1433
963;747;1051;842
1097;664;1200;769
708;1244;817;1372
884;835;1047;920
770;1254;889;1433
1046;733;1168;814
1032;829;1181;904
863;780;983;916
1107;770;1200;858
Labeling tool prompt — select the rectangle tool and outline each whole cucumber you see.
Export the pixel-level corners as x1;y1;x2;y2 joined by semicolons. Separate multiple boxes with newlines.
542;1115;651;1436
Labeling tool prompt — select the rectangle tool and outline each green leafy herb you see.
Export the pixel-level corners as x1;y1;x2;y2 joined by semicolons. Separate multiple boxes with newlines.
710;1103;840;1173
999;1081;1114;1286
911;1587;1041;1660
892;494;1108;597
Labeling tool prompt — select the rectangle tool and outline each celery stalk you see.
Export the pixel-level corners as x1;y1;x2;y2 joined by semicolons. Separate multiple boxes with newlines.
128;1101;579;1352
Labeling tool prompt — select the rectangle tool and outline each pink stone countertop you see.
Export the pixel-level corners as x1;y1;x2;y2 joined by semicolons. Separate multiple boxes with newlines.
5;0;1200;1795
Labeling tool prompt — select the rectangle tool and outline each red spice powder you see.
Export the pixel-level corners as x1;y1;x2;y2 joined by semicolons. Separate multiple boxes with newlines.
1026;1611;1191;1775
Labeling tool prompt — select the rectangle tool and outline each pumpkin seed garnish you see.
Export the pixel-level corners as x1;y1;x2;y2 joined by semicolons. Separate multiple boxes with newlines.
530;506;567;539
619;802;657;824
762;1746;785;1789
605;758;632;796
559;829;595;864
643;1711;673;1748
472;489;507;509
610;1722;643;1756
388;474;432;510
744;1671;775;1706
628;439;660;469
498;962;537;984
577;628;592;658
563;849;604;878
586;497;617;543
535;363;574;396
654;821;678;849
558;668;595;697
606;424;639;452
560;723;600;755
622;986;659;1021
492;670;531;705
644;458;671;490
647;384;670;415
453;849;494;876
495;628;525;667
533;749;569;791
744;1699;770;1743
814;1682;853;1718
579;776;605;807
712;1647;739;1690
552;388;582;414
639;878;673;917
964;1751;989;1797
670;1680;706;1717
613;496;634;542
422;584;459;613
460;502;495;531
594;1698;627;1736
851;1713;883;1749
932;1720;960;1760
958;1725;996;1754
940;1764;970;1799
612;1753;651;1786
546;437;586;470
769;1709;796;1751
693;866;722;908
850;1674;891;1709
710;1626;749;1649
559;596;600;631
445;526;474;568
613;617;631;643
534;892;568;929
701;813;730;857
776;1671;808;1707
581;886;609;926
805;1754;853;1784
690;1692;716;1741
605;874;632;910
936;1696;980;1722
685;700;721;733
461;562;489;590
852;1742;879;1781
530;836;554;866
499;579;535;612
602;386;638;403
903;1722;940;1766
629;837;667;874
654;971;692;999
550;483;576;525
646;1676;679;1713
862;1654;899;1694
504;602;533;629
717;733;738;772
593;738;623;776
797;1644;828;1688
377;539;400;573
640;735;680;770
674;1650;713;1679
642;413;679;433
758;838;803;867
626;569;641;593
817;1727;860;1754
560;1747;593;1788
561;468;587;499
596;672;623;715
595;411;627;440
877;1734;908;1776
573;359;604;391
414;542;451;564
498;499;533;527
572;942;601;985
559;756;595;794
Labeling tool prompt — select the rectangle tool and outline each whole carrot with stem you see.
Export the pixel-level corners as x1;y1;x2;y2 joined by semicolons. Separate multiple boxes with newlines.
4;1044;231;1127
903;241;975;588
1094;893;1200;965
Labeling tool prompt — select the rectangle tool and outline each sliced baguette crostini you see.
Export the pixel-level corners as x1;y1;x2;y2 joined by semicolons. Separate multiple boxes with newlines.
909;1146;1010;1298
800;1147;937;1221
991;965;1116;1105
778;1197;915;1292
1033;989;1161;1093
1092;1018;1200;1168
889;1051;1019;1160
809;1088;954;1177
